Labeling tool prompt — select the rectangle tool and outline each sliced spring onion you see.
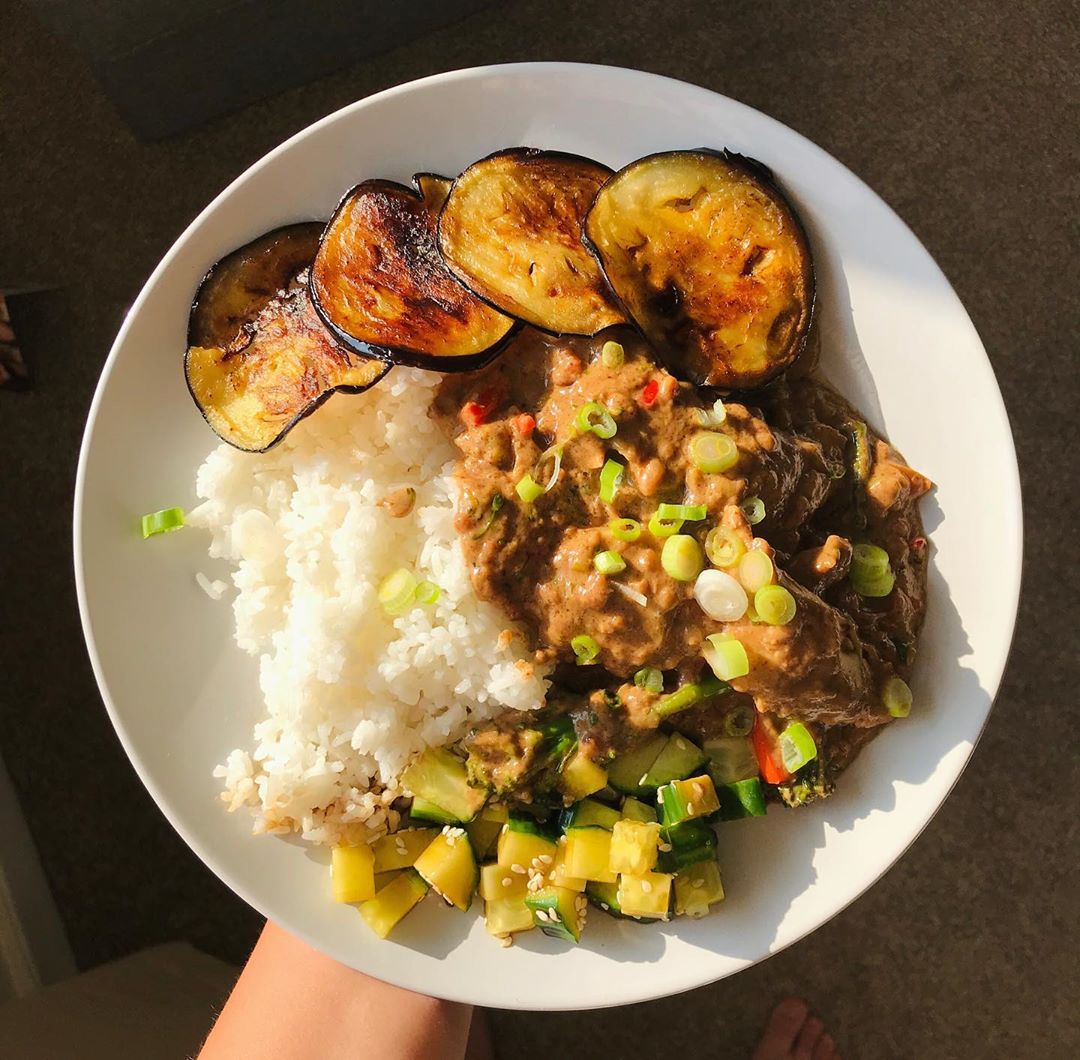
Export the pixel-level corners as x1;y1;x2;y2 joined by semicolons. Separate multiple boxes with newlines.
737;549;774;592
689;431;738;474
614;582;648;606
378;568;418;615
883;676;913;718
724;702;756;737
693;568;748;621
140;507;185;538
696;398;727;427
657;502;708;522
852;542;890;573
575;401;617;439
601;340;625;368
634;667;664;693
471;494;504;539
609;517;642;542
703;634;750;681
654;675;727;719
753;584;797;625
571;634;601;666
594;549;627;575
648;511;684;538
599;459;625;503
415;580;441;605
740;496;766;525
704;525;745;568
778;722;817;773
515;474;544;503
661;535;704;582
851;566;896;598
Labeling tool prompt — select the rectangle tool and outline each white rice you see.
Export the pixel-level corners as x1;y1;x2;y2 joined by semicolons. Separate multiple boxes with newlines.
188;369;550;846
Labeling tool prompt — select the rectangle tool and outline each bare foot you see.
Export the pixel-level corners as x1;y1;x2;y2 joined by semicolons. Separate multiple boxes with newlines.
752;998;839;1060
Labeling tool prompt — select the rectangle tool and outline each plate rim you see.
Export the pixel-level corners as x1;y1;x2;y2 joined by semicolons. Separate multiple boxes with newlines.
72;61;1023;1009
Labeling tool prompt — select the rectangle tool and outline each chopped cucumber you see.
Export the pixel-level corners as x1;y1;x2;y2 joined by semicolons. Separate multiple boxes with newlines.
550;837;587;892
620;796;658;823
617;871;673;919
412;827;478;912
466;803;508;859
703;736;759;786
657;819;718;872
559;748;609;800
372;828;438;872
716;777;767;820
563;827;616;882
585;879;626;918
374;870;402;890
674;861;725;918
559;798;622;832
642;733;708;788
484;895;534;936
608;819;661;876
331;844;376;903
525;885;586;943
606;734;668;796
479;861;529;901
409;797;462;826
497;815;558;873
359;869;429;939
658;775;721;826
402;748;487;823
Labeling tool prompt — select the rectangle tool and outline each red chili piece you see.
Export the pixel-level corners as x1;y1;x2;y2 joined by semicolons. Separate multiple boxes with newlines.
641;379;660;407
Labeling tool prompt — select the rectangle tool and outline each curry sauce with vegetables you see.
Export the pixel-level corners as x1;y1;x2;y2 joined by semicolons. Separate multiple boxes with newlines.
182;143;933;947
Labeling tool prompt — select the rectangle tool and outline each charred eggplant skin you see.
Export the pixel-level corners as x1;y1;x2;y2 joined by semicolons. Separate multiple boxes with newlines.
412;172;453;214
186;275;389;453
187;222;325;351
583;148;815;390
310;179;517;372
436;147;625;337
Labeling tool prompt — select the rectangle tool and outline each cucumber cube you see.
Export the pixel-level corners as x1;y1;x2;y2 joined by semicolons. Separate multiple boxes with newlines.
479;862;528;901
559;748;609;800
484;896;535;937
549;837;587;892
466;803;508;859
642;734;708;788
331;843;376;903
559;798;622;832
620;796;658;823
657;819;718;872
359;870;429;939
608;820;661;876
674;861;725;918
413;826;479;912
716;777;767;820
525;885;587;943
563;827;616;883
617;871;673;919
585;879;625;918
372;828;439;872
606;734;668;795
497;824;558;874
402;748;487;823
658;775;720;826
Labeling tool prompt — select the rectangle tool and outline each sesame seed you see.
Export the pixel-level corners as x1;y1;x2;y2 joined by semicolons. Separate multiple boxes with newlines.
639;774;648;785
687;803;695;816
499;935;513;948
502;877;513;887
692;878;705;888
511;864;526;875
640;879;652;893
538;854;553;865
658;842;672;852
600;903;609;911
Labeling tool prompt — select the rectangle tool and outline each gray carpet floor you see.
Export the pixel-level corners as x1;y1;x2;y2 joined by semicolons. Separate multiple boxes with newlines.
1;0;1077;1055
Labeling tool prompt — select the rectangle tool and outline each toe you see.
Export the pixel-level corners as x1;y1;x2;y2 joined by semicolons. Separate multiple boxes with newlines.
794;1015;825;1059
752;998;810;1059
812;1032;837;1060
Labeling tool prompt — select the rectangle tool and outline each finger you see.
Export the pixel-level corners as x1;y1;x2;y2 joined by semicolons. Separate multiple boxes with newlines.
753;998;810;1059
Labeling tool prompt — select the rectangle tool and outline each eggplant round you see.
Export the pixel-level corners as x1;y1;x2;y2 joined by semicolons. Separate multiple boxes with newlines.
437;148;625;337
583;149;814;389
188;222;326;350
186;275;389;453
412;172;453;214
310;179;517;371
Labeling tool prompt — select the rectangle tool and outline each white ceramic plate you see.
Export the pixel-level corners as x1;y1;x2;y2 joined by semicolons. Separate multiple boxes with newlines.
74;63;1021;1010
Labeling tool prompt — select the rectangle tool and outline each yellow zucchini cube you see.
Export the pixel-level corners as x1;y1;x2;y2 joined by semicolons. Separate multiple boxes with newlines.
479;862;528;901
372;828;439;872
466;803;509;860
674;861;725;918
359;870;429;939
559;748;609;800
331;843;376;903
484;896;535;937
563;828;616;883
497;827;558;873
617;870;673;919
413;826;479;912
548;836;587;892
608;819;661;876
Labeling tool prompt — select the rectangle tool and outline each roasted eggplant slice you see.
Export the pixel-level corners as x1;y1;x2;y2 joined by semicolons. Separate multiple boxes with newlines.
584;150;814;389
186;274;389;452
310;179;516;371
437;148;624;336
412;172;453;213
188;222;325;350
